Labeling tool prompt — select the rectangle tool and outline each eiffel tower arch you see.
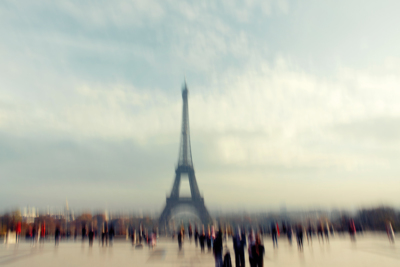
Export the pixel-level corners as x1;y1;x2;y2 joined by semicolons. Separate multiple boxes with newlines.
159;81;213;230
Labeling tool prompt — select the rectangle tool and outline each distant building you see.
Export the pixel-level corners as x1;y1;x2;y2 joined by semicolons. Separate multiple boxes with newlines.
22;206;38;224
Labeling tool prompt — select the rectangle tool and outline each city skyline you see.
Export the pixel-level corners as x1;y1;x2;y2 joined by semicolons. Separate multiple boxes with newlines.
1;1;400;212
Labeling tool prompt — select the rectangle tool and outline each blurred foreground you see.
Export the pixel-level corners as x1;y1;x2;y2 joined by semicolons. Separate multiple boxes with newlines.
1;233;398;267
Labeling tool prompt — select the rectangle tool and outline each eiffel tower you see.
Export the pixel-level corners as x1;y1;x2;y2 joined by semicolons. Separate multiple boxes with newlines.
159;81;212;229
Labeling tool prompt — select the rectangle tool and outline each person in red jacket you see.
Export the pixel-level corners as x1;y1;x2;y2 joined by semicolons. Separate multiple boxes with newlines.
40;222;46;245
16;221;21;243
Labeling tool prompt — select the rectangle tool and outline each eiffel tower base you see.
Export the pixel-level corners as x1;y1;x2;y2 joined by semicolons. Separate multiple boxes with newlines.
159;197;213;233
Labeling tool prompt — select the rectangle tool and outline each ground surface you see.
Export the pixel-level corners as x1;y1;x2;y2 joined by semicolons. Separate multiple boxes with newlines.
1;233;399;266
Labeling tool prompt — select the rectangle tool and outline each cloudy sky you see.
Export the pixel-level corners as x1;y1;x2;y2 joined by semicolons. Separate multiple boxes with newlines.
1;0;400;213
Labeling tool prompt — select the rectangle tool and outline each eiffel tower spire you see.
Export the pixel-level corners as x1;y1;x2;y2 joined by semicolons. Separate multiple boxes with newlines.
178;80;193;167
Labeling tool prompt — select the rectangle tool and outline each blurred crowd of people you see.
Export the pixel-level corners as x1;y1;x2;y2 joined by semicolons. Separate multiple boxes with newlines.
171;219;396;267
2;218;396;267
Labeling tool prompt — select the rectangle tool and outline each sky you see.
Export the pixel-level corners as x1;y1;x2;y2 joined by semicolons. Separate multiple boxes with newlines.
1;0;400;213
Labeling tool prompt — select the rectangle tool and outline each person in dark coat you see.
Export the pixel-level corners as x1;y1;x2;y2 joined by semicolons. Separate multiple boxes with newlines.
296;224;304;250
207;228;212;252
88;227;94;247
287;225;293;245
271;222;278;248
213;231;223;267
82;224;86;242
109;224;115;246
199;229;206;253
251;235;265;267
178;229;183;250
194;226;199;247
223;251;233;267
233;229;245;267
32;226;36;246
55;225;61;246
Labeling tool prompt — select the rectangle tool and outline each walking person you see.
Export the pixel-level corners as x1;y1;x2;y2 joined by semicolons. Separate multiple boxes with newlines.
349;219;356;241
131;227;136;245
248;231;255;267
207;228;212;252
213;231;223;267
233;228;245;267
178;229;183;251
386;221;395;243
251;235;265;267
40;222;46;245
55;225;61;246
109;224;115;247
211;226;216;249
287;225;293;245
271;222;278;248
16;221;21;244
296;224;303;251
82;224;86;242
194;226;199;247
188;224;193;242
32;225;37;246
317;222;324;242
306;222;313;244
323;222;329;242
199;229;206;253
88;227;94;247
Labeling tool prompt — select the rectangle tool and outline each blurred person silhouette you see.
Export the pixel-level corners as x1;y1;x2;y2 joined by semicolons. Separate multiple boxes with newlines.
233;227;245;267
207;227;212;252
146;229;151;247
74;227;77;241
287;224;293;245
16;221;21;244
270;222;278;248
317;222;324;242
251;234;265;267
241;228;247;248
189;223;193;242
223;250;233;267
211;225;216;249
194;226;199;247
281;221;287;235
248;230;255;267
55;225;61;246
324;222;329;242
349;219;356;241
213;231;223;267
82;224;86;242
130;226;136;245
151;228;157;248
181;223;185;238
109;224;115;246
386;221;395;243
40;222;46;245
102;221;109;246
178;228;183;250
32;224;37;246
296;224;303;251
306;222;313;244
139;223;143;243
199;227;206;253
89;226;94;247
27;225;32;241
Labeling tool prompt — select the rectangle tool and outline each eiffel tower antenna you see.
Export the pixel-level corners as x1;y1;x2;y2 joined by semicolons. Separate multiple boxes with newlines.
159;80;212;231
178;80;193;167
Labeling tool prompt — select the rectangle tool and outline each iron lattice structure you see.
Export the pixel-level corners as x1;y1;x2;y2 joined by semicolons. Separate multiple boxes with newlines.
159;81;213;229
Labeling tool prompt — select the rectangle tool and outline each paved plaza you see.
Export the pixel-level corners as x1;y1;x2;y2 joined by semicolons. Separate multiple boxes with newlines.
1;233;399;267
